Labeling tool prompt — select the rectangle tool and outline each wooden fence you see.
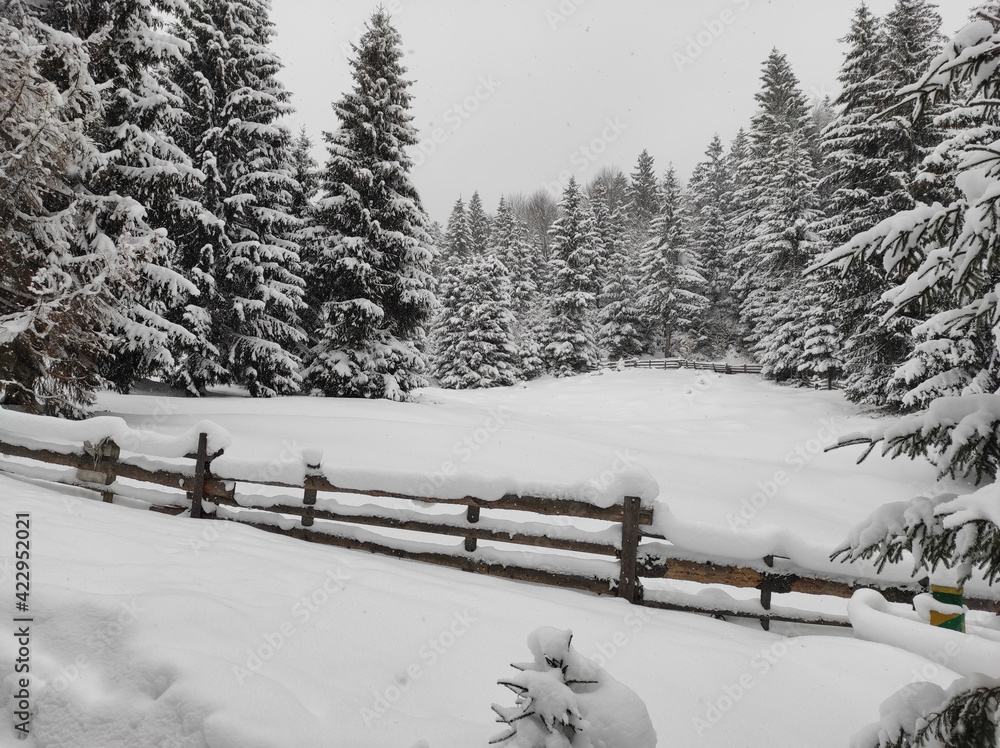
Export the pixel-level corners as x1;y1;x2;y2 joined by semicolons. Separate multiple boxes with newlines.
1;431;997;629
593;358;764;375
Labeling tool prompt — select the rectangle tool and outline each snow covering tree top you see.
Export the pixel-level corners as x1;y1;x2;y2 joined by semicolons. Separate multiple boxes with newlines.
305;8;436;400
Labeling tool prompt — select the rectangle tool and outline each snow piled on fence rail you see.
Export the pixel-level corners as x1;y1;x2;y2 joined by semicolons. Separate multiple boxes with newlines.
0;406;232;458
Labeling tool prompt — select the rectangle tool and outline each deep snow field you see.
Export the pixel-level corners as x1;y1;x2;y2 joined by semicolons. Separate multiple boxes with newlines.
0;369;997;747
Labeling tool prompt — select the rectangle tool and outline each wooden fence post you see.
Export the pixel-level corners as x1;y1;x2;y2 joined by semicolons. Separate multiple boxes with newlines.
465;505;481;552
79;438;119;502
618;496;642;603
302;485;317;527
302;456;321;528
190;432;208;519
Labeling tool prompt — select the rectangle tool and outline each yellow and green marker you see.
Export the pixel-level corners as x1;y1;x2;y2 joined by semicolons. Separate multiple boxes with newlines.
929;584;965;633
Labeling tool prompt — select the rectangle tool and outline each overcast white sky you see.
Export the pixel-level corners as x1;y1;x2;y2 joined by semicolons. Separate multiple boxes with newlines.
269;0;972;223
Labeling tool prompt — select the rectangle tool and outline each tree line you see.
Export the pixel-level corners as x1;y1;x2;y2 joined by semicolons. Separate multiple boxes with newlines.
426;0;950;400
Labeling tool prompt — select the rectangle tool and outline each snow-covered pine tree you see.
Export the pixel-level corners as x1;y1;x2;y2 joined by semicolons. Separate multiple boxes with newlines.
627;150;660;231
823;14;1000;743
587;182;617;306
491;196;537;313
688;134;740;357
434;196;473;281
0;10;127;417
491;197;545;378
736;50;824;379
725;127;755;317
544;178;600;376
289;126;320;220
796;270;844;388
306;9;435;400
638;166;708;358
625;150;660;250
22;0;202;393
168;0;306;396
884;0;947;204
597;203;644;361
439;254;521;389
432;198;473;383
467;190;492;256
817;1;941;408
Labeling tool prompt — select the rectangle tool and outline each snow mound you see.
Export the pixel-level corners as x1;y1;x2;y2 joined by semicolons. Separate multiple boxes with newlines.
848;589;1000;678
491;626;656;748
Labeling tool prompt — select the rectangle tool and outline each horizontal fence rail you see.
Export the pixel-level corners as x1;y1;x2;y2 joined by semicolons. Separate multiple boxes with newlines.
1;428;996;629
593;358;764;375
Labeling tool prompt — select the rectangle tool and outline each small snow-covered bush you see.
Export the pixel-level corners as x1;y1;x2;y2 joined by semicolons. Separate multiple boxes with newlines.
489;627;656;748
851;675;1000;748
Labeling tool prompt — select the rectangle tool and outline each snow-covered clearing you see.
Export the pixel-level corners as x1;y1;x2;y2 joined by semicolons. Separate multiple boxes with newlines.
0;370;995;746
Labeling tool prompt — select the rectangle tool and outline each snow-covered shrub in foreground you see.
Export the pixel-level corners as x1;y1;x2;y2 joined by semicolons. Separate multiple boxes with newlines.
850;675;1000;748
490;627;656;748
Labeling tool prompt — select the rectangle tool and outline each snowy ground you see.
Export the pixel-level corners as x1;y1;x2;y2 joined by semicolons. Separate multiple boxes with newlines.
0;370;995;746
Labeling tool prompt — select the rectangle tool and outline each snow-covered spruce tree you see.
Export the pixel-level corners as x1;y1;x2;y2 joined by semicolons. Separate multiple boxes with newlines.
439;196;472;270
817;1;942;408
21;0;202;393
796;270;845;388
431;197;472;383
491;196;545;378
588;182;617;302
289;126;320;220
884;0;948;204
467;190;492;256
492;196;537;314
303;10;435;400
438;254;521;389
168;0;306;396
593;180;643;359
725;127;755;312
625;149;660;250
688;134;740;357
0;11;129;417
490;627;656;748
598;230;645;361
825;13;1000;746
544;177;600;376
638;166;707;358
735;50;824;379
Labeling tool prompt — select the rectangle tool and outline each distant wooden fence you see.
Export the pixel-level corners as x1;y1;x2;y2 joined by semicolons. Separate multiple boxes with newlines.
593;358;764;375
2;430;997;629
